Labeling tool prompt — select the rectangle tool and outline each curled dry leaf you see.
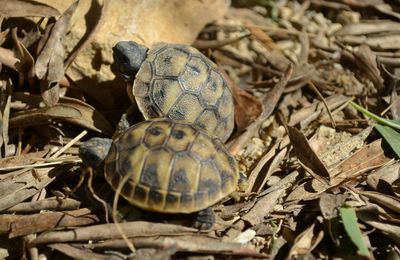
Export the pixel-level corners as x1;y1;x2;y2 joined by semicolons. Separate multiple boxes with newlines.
35;1;78;106
366;162;400;192
358;191;400;214
0;47;18;70
227;74;262;131
356;206;400;244
288;222;324;258
12;30;35;86
10;94;114;135
0;79;11;152
0;0;59;17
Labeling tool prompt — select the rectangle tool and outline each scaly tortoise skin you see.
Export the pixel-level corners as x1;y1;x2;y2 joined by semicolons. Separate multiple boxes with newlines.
103;118;239;213
113;42;235;142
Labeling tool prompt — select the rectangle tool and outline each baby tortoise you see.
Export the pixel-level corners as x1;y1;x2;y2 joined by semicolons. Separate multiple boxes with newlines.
113;41;234;142
79;118;239;229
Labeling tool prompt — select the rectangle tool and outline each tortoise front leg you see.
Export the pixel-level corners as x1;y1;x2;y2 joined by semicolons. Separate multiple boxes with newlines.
114;105;142;138
193;207;215;230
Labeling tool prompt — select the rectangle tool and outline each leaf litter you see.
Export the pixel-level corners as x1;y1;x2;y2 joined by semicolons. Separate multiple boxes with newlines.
1;0;400;259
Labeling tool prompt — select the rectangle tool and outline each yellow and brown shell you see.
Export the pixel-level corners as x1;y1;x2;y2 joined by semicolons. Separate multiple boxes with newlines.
104;118;239;213
131;43;234;142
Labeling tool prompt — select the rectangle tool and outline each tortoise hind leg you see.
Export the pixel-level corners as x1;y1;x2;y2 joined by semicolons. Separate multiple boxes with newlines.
193;207;215;230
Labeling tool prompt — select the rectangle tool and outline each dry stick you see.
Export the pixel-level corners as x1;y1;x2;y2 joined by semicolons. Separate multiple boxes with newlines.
307;80;336;128
86;168;109;223
112;169;136;253
0;158;81;171
229;64;293;155
50;130;87;159
4;197;80;213
0;130;87;171
193;33;251;50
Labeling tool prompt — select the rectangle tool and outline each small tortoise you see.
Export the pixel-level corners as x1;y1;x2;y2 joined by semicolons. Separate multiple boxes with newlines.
79;118;239;229
113;41;235;142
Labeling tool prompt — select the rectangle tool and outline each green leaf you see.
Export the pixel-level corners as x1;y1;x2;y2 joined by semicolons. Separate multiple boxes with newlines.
340;207;370;257
350;101;400;130
374;124;400;158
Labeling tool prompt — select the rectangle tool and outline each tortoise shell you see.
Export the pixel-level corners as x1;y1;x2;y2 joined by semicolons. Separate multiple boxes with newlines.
131;43;234;142
104;118;239;213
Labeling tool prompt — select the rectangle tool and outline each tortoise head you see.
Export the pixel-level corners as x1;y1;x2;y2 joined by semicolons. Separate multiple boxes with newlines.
112;41;148;80
79;138;113;169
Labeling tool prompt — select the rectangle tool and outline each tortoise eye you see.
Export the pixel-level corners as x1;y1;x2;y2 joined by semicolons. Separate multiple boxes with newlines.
148;126;162;136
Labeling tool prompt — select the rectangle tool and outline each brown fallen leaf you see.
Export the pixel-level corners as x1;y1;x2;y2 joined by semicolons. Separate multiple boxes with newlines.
10;94;114;135
358;191;400;214
288;221;324;258
0;165;72;211
319;193;348;220
227;75;262;131
229;64;293;155
12;29;35;86
356;205;400;244
0;208;99;238
0;78;11;155
329;139;390;186
241;188;285;226
0;0;59;17
366;162;400;193
252;146;288;193
341;45;384;90
0;150;48;170
288;94;350;127
286;139;391;201
286;125;330;184
35;1;78;106
0;47;19;70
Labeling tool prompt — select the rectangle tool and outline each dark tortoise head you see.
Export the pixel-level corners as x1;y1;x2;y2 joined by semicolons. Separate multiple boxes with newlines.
112;41;148;80
79;137;113;168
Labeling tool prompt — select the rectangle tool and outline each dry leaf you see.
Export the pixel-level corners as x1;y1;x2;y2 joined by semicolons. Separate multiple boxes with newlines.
287;125;330;183
35;1;78;106
241;188;285;226
319;193;348;220
0;165;72;211
10;94;114;135
288;222;324;258
0;0;59;17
